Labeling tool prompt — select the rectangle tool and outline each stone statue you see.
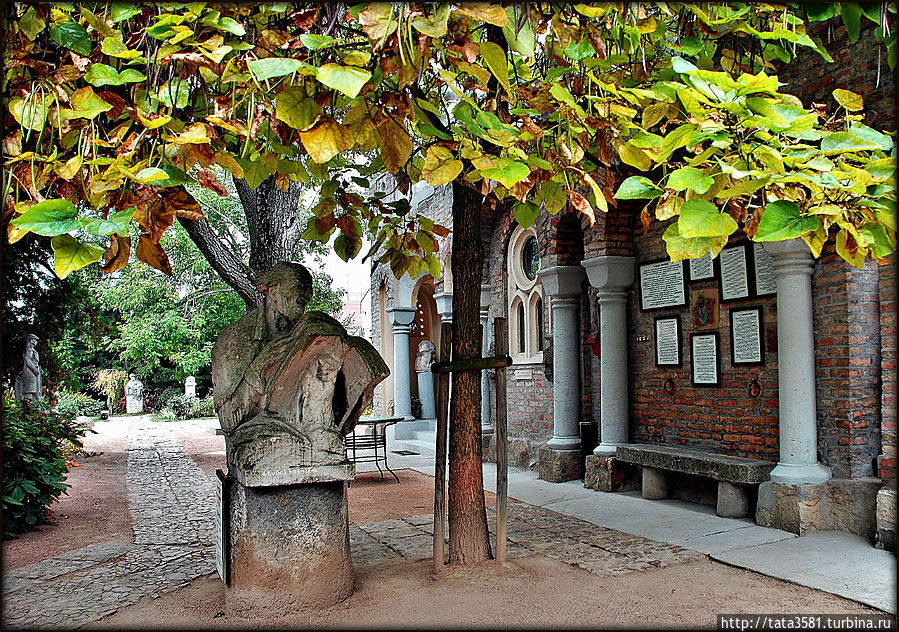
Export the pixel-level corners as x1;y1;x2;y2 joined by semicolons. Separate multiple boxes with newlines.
14;334;42;402
125;374;144;414
415;339;437;373
212;262;389;487
415;339;437;419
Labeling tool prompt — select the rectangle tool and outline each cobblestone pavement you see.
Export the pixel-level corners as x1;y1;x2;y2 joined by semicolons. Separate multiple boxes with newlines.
3;420;703;628
2;419;216;629
353;504;703;575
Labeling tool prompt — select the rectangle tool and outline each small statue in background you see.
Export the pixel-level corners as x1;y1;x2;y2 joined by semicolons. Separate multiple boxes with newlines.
14;334;42;402
415;339;437;373
125;374;144;414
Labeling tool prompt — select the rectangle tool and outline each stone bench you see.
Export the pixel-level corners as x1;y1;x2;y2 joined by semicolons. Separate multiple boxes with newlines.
615;444;776;518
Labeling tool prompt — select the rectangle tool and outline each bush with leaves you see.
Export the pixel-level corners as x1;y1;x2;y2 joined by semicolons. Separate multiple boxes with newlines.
92;369;128;413
161;393;198;420
55;390;104;418
2;396;85;539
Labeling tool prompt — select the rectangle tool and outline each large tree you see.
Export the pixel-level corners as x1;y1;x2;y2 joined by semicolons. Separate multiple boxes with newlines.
4;2;895;565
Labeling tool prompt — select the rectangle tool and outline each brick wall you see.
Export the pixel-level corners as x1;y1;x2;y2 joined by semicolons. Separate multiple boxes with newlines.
625;221;781;460
880;254;897;485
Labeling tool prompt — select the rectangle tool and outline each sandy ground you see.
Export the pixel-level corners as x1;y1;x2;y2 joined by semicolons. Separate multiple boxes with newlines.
3;420;879;629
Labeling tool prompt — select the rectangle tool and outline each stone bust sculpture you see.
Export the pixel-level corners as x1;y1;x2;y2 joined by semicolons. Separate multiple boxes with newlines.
14;334;42;402
212;262;389;486
126;374;143;397
415;339;437;373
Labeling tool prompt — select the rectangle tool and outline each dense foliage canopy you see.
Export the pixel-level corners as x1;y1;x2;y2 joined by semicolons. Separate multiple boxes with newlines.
4;2;896;281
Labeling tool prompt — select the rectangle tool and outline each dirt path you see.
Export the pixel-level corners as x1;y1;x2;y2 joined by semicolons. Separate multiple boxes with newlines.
2;419;879;630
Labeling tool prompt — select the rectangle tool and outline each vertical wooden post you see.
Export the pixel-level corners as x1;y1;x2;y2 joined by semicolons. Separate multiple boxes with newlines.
432;322;452;573
494;317;508;563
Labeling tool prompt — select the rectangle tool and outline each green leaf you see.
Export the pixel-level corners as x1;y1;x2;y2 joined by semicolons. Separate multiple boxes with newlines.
860;223;896;258
238;159;271;189
134;167;170;183
9;96;50;131
754;200;820;241
481;157;530;188
19;7;46;40
109;4;142;22
275;86;322;131
840;3;863;41
50;22;92;56
667;167;714;194
480;41;512;97
101;36;144;60
820;131;887;155
217;17;246;36
78;207;134;236
70;87;113;119
84;63;147;86
248;57;304;81
316;63;372;99
334;233;362;262
614;176;664;200
513;201;540;229
848;122;894;150
662;222;728;262
412;4;450;38
502;6;535;57
51;234;106;279
157;80;191;109
832;88;864;111
536;180;567;215
300;33;335;49
150;164;188;188
677;199;738;238
11;199;79;236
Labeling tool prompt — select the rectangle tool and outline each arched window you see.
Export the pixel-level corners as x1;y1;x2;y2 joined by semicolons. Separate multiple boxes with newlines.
507;225;544;363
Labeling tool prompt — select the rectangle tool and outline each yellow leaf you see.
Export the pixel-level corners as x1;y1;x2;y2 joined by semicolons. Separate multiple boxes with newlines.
377;116;412;174
137;110;172;130
832;88;864;112
456;4;509;26
166;122;210;144
214;151;245;179
422;146;463;186
7;223;29;244
299;118;353;164
53;155;83;180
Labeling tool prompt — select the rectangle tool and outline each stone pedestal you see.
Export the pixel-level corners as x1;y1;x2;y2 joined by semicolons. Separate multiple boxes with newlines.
717;481;750;518
582;257;635;456
538;447;583;483
875;488;896;551
642;466;668;500
583;455;639;492
226;480;353;615
185;376;196;398
417;371;436;419
538;266;586;451
480;284;494;435
756;478;880;537
387;307;417;419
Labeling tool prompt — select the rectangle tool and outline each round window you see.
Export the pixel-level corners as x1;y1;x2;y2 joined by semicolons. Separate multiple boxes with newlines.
522;236;539;281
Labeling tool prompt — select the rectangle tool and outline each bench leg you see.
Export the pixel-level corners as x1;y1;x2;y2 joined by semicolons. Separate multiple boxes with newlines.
642;466;668;500
717;481;750;518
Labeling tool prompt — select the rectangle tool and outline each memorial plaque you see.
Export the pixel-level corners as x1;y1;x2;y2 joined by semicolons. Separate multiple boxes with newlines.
688;252;715;282
691;332;720;387
753;243;777;297
730;306;764;365
655;316;681;367
639;259;686;311
719;244;750;303
215;469;229;584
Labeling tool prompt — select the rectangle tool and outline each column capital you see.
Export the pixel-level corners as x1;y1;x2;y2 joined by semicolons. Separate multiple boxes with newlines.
538;265;586;297
386;306;416;327
763;239;815;278
582;255;635;291
480;283;493;308
551;296;580;310
434;292;453;323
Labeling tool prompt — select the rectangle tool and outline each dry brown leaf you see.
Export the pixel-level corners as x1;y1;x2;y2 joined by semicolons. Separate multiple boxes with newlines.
100;234;131;274
197;168;228;196
135;234;172;275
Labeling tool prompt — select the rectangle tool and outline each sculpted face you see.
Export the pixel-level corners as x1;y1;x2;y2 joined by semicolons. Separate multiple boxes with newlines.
264;279;304;335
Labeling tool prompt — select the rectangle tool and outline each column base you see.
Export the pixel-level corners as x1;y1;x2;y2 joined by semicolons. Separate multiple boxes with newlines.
875;488;896;552
755;478;879;537
227;480;353;615
768;461;832;484
538;447;583;483
593;442;622;457
584;455;639;493
547;436;581;451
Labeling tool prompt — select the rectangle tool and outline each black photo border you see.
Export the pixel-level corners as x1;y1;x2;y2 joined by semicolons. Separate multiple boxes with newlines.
690;331;720;387
730;305;765;366
638;258;687;312
654;315;682;367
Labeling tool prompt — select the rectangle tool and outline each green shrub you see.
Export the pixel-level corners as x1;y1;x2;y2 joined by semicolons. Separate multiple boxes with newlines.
193;396;216;418
92;369;128;413
159;394;216;420
55;390;104;418
2;397;84;539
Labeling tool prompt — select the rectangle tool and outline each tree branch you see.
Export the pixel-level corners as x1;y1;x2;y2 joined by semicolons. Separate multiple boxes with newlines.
177;216;261;309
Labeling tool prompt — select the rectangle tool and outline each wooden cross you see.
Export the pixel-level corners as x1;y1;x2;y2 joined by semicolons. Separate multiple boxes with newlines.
430;318;511;571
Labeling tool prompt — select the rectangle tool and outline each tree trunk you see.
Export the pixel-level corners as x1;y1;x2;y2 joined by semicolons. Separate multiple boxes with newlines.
180;175;306;310
233;176;306;274
447;179;492;565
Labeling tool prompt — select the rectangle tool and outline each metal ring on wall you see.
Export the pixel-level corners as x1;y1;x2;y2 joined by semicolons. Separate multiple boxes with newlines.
663;378;675;394
748;378;762;398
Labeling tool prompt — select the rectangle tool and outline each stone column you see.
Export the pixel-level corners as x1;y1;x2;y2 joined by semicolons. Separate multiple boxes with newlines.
480;283;494;434
387;306;416;420
537;266;586;482
582;256;635;456
764;240;832;484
